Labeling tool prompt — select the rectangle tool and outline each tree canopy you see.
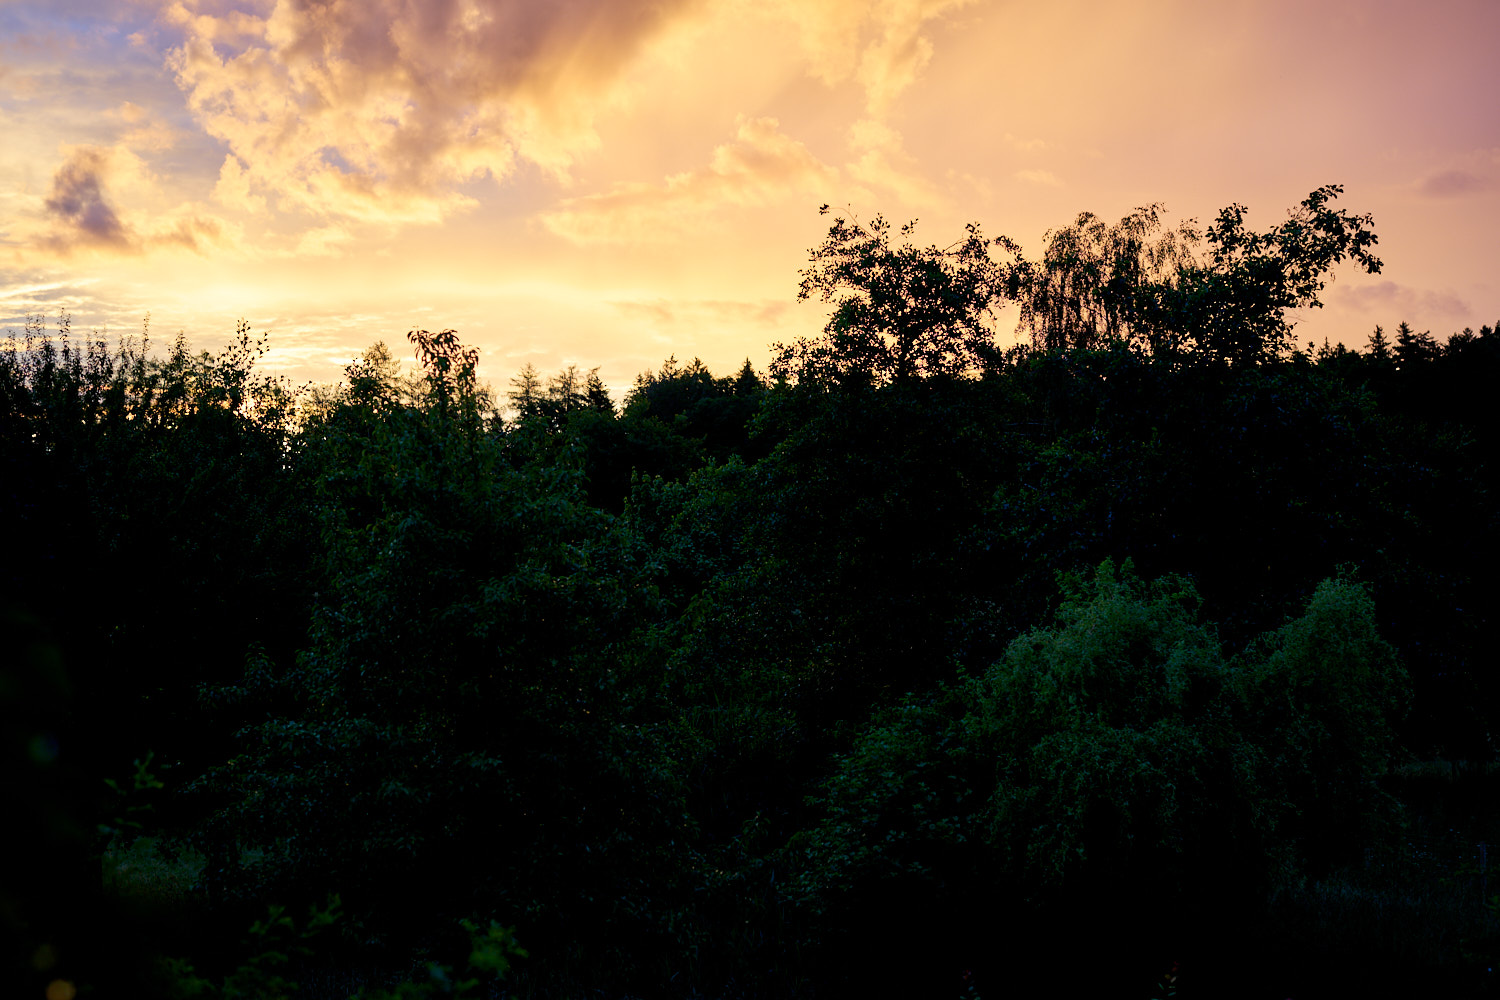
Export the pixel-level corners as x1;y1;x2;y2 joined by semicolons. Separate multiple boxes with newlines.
7;183;1500;1000
779;186;1385;385
774;208;1016;386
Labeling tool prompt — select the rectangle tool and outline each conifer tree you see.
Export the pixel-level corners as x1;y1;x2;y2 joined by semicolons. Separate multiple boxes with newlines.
1394;321;1439;368
732;358;763;395
584;367;614;413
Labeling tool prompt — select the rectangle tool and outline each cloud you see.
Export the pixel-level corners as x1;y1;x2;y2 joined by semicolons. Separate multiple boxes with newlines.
611;297;792;328
1015;168;1062;187
153;211;233;253
162;0;702;225
113;100;179;152
856;0;974;116
293;223;356;258
34;143;240;258
846;118;946;208
772;0;978;114
41;146;140;253
144;0;980;239
542;115;958;246
0;265;160;342
1340;280;1470;320
1004;132;1047;152
541;116;838;244
0;267;105;325
1416;149;1500;198
1421;169;1489;197
212;153;266;213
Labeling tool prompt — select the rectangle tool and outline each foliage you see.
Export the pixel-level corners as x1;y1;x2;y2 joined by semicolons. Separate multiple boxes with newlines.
100;751;166;842
1009;185;1383;365
158;896;343;999
187;332;707;985
355;920;527;1000
775;208;1016;386
1013;203;1198;352
9;186;1500;998
1144;184;1383;364
791;562;1408;915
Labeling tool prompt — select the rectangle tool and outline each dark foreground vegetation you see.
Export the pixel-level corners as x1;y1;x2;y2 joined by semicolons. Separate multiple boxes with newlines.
5;187;1500;998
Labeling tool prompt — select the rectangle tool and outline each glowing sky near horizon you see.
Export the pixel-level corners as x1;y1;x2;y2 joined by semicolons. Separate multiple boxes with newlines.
2;0;1497;391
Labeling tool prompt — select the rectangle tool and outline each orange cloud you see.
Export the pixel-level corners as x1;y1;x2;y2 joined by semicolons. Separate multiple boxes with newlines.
856;0;976;115
212;153;266;213
114;100;178;152
541;113;960;246
1015;168;1063;187
541;116;838;244
770;0;978;113
293;223;356;258
1004;133;1048;153
164;0;701;225
34;144;240;259
157;0;981;235
846;118;946;209
610;297;793;330
153;213;233;254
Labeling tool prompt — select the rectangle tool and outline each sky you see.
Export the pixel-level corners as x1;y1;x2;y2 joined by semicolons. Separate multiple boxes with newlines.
2;0;1497;393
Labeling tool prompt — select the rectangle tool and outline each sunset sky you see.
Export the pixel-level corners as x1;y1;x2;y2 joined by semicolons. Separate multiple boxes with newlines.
2;0;1497;393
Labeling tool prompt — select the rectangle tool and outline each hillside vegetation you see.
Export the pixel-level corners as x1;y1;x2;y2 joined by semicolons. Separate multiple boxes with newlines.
5;188;1500;998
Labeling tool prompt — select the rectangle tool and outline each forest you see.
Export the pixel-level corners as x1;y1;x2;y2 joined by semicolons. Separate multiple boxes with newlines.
5;185;1500;998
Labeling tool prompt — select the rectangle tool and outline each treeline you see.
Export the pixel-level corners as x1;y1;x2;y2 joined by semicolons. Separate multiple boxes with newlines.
5;188;1500;998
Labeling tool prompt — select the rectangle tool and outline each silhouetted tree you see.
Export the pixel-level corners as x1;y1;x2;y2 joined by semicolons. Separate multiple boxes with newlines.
547;364;586;412
1394;321;1439;368
409;327;478;393
1012;203;1198;352
732;358;764;395
775;208;1015;387
1159;184;1383;365
584;367;613;413
508;361;542;418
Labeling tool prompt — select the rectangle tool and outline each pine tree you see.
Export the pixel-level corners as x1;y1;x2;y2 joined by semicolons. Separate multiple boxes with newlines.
508;362;542;418
732;358;763;396
547;364;585;413
584;368;613;414
1394;321;1438;369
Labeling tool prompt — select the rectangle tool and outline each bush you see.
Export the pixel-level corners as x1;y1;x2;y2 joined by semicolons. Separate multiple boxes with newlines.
793;561;1409;917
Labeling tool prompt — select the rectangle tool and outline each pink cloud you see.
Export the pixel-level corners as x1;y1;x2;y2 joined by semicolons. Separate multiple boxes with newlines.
1421;169;1489;197
1339;280;1469;320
